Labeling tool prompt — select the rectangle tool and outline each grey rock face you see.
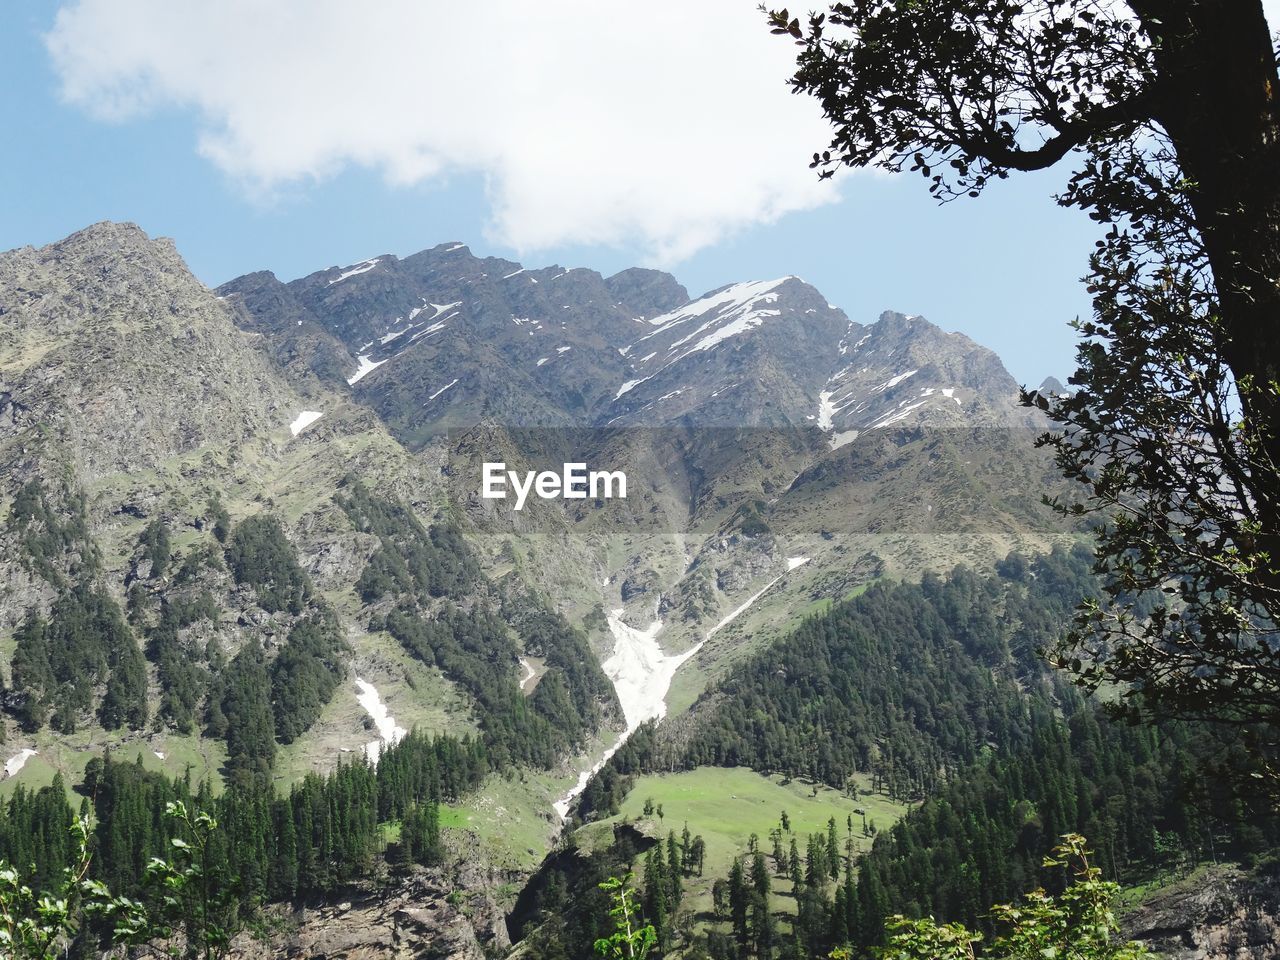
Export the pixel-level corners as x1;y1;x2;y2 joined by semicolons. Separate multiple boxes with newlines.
0;221;298;480
814;310;1041;438
1124;867;1280;959
230;871;499;960
223;248;1039;445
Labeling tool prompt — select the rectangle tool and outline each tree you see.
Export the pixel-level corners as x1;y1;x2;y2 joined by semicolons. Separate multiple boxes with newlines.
100;801;239;960
768;0;1280;782
140;518;172;580
594;874;657;960
1;809;238;960
877;835;1153;960
690;836;706;877
0;818;96;959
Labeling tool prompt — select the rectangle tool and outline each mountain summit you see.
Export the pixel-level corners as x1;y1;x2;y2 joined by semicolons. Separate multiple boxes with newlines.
220;246;1036;442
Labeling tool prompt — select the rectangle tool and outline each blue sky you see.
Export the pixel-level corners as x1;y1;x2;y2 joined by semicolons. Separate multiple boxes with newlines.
1;1;1106;385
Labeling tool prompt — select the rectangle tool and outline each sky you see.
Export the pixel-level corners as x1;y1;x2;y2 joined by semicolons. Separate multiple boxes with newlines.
8;2;1261;386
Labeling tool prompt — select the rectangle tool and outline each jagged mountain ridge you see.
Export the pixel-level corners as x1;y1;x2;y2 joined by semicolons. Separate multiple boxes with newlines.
219;248;1036;441
220;241;1070;686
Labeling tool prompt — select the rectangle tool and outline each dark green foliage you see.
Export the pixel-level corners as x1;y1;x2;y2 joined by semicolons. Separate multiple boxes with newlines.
0;776;75;892
731;500;771;539
207;497;231;545
99;632;148;733
146;596;217;734
225;515;310;614
208;645;275;788
575;722;660;822
340;480;615;769
671;555;1280;957
11;582;148;734
139;519;171;580
336;481;480;602
90;754;188;895
270;610;347;743
508;604;618;737
17;727;490;909
375;729;488;818
6;480;97;587
683;546;1099;796
174;542;224;585
509;829;654;960
852;712;1280;946
385;604;559;767
397;801;442;868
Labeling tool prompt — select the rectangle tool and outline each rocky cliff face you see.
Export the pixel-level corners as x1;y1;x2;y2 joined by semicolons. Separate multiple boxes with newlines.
0;223;300;481
220;251;1037;440
1124;867;1280;960
232;865;510;960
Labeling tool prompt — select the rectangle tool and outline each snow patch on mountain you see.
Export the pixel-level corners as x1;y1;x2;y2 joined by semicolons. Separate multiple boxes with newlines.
876;369;919;392
429;301;461;318
519;658;537;692
817;390;837;431
4;748;36;779
555;568;800;820
829;429;859;450
426;378;458;402
347;355;386;385
615;377;651;400
870;398;929;429
290;411;323;435
355;678;406;765
628;278;792;364
327;258;381;285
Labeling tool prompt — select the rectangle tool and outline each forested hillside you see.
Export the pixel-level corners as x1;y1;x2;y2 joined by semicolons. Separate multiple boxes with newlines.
519;550;1280;958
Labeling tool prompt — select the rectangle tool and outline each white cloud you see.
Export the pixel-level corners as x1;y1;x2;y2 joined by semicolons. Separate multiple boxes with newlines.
44;1;841;264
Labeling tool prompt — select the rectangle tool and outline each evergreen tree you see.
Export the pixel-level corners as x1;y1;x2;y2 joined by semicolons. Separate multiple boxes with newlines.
826;817;840;881
728;858;749;951
139;518;172;580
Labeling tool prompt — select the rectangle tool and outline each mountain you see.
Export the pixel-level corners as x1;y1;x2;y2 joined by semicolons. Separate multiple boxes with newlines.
0;223;619;848
220;247;1069;680
219;247;691;443
219;256;1037;437
0;223;1115;960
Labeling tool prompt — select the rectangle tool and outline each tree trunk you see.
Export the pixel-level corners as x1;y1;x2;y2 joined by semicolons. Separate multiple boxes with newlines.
1145;0;1280;535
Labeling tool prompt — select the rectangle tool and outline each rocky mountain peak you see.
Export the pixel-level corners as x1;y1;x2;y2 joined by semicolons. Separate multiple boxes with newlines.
603;267;689;318
810;309;1038;443
1038;375;1068;396
0;222;303;479
219;242;1040;442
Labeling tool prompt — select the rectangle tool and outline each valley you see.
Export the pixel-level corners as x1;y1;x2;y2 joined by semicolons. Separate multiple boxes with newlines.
0;222;1271;960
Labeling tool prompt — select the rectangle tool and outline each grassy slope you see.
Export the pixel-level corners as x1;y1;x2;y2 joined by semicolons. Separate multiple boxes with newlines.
577;767;910;918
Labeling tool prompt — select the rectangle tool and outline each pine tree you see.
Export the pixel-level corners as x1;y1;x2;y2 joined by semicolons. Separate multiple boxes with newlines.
827;817;841;881
644;848;670;951
728;857;749;950
751;850;771;898
666;833;683;905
